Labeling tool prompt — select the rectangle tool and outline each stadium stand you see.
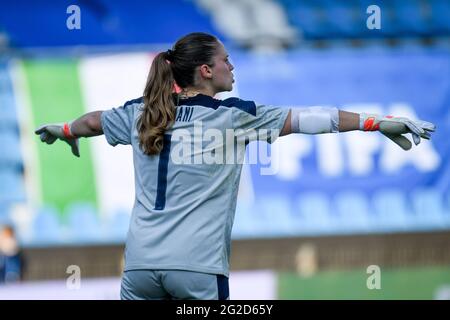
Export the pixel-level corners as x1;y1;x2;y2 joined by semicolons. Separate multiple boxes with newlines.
31;206;61;244
0;3;449;300
0;0;448;246
0;62;25;225
372;189;411;231
279;0;450;40
0;0;225;48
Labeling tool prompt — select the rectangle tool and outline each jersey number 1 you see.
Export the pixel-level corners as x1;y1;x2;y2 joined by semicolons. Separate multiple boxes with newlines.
154;134;171;210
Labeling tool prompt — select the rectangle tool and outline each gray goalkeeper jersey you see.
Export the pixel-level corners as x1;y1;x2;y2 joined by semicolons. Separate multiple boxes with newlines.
101;94;289;276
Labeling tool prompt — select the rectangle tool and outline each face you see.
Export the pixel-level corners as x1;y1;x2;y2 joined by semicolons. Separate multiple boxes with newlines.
209;41;234;93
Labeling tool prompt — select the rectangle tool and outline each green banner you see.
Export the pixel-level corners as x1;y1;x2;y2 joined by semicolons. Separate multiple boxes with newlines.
24;59;97;216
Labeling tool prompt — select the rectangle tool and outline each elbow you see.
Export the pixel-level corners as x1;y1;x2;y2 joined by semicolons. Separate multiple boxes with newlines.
86;111;103;134
280;111;292;136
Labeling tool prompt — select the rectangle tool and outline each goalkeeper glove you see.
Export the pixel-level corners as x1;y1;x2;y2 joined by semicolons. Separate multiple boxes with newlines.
35;122;80;157
360;113;436;150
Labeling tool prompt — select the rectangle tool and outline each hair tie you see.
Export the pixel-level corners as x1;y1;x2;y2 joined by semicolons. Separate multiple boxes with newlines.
165;49;174;61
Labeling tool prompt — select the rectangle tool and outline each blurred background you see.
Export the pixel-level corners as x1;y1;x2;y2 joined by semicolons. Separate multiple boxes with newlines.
0;0;449;299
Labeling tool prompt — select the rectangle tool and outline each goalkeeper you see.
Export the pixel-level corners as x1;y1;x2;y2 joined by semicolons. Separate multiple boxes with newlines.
35;32;435;300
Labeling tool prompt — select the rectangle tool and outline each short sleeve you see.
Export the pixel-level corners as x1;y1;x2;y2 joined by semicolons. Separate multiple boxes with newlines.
101;98;141;146
232;102;289;143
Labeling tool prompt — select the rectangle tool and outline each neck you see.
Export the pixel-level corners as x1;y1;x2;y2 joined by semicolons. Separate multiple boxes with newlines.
180;86;215;98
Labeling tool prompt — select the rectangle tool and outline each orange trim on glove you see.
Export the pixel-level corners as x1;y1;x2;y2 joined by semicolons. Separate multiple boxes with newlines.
63;123;76;139
363;117;379;131
363;115;394;131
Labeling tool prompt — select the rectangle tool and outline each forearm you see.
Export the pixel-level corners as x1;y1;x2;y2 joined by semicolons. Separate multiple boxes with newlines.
282;108;361;135
70;111;104;137
35;110;104;157
281;107;435;150
338;110;360;132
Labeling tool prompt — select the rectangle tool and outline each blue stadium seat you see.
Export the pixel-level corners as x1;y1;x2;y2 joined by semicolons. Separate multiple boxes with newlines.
0;203;12;225
0;0;225;47
322;0;363;38
411;188;446;230
430;0;450;34
372;189;411;231
105;209;130;241
280;0;330;39
0;170;25;204
376;2;403;38
32;206;61;243
392;0;430;36
0;67;19;131
66;202;101;242
295;192;335;234
446;191;450;227
334;191;372;233
0;108;18;131
232;200;260;238
0;131;23;168
252;195;294;236
279;0;450;39
278;0;447;40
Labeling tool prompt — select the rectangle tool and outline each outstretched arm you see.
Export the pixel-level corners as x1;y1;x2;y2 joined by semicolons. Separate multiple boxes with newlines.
337;110;360;132
281;110;360;136
70;111;104;137
35;111;104;157
281;108;435;150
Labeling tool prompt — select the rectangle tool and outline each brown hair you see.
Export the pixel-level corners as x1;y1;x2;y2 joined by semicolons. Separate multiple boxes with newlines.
137;32;218;155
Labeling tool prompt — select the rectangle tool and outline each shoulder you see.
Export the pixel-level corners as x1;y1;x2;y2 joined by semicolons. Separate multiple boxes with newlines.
220;97;256;116
177;94;257;116
123;97;144;109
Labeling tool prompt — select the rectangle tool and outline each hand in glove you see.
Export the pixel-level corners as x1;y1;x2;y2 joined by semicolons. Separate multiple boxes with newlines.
35;122;80;157
360;114;436;151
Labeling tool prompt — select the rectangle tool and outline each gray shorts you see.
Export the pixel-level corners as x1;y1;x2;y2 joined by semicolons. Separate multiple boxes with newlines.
120;269;229;300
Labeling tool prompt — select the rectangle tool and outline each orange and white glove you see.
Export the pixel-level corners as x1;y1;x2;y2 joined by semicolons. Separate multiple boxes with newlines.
360;113;436;150
35;122;80;157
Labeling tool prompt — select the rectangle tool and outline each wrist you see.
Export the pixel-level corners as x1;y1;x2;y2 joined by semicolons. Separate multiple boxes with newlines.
359;113;380;131
62;122;76;139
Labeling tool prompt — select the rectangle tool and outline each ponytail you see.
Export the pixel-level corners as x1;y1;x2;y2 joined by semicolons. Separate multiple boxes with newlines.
138;33;219;155
138;52;176;155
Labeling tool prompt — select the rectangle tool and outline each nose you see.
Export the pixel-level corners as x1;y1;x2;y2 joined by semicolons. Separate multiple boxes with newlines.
229;63;234;71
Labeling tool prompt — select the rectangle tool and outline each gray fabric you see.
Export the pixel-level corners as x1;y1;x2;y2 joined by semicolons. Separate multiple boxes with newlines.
120;269;224;300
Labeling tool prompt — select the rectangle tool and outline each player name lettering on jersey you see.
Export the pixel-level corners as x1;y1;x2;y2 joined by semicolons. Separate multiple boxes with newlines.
176;106;194;122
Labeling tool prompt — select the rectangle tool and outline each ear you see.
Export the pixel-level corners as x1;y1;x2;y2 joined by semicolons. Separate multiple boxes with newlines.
199;64;213;80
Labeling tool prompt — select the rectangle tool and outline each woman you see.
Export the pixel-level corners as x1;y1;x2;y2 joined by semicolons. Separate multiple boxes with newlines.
35;32;435;300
